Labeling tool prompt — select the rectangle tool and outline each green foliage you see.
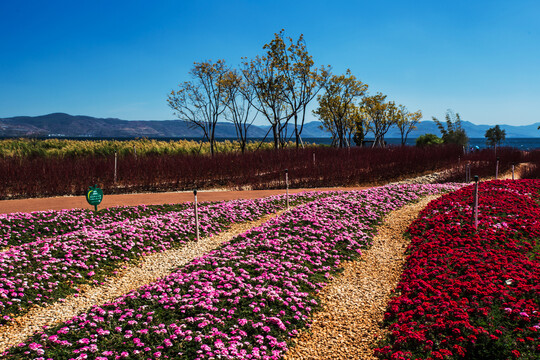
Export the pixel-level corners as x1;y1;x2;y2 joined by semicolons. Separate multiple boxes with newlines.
485;125;506;147
0;138;285;158
313;69;368;148
415;133;443;147
432;109;469;146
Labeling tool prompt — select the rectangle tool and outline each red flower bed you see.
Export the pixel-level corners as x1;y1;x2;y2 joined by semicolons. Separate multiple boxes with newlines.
376;180;540;360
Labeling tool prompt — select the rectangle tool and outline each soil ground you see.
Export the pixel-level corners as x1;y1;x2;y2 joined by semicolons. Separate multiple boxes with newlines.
0;187;369;214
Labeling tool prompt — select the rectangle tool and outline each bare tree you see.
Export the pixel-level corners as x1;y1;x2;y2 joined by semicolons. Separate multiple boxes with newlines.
220;69;257;153
167;60;230;156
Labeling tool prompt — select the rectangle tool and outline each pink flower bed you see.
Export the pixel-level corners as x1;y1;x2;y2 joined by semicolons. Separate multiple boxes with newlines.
1;184;461;359
376;180;540;360
0;192;331;325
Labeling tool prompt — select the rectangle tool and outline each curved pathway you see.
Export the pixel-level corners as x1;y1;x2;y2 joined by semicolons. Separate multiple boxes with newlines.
284;195;440;360
0;187;368;214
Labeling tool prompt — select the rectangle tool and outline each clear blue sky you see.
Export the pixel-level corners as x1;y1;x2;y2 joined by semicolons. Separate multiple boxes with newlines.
1;0;539;126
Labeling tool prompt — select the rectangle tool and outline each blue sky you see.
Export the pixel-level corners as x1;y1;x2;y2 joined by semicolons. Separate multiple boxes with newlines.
1;0;539;126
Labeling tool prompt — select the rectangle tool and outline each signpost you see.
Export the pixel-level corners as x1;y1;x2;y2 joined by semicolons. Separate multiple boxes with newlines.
285;169;289;210
473;175;479;230
86;185;103;212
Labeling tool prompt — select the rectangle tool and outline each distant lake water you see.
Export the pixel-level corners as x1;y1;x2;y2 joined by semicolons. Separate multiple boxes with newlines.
299;138;540;150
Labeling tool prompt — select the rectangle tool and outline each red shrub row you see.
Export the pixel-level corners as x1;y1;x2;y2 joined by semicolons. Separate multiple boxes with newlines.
376;180;540;360
0;145;466;199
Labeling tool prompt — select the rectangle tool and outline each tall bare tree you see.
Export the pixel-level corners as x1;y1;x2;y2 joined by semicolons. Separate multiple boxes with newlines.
243;30;329;149
167;60;230;156
220;69;257;153
280;33;330;148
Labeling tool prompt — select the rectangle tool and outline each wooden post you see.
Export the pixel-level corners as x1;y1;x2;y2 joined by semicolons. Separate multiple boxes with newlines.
194;189;199;242
512;163;515;180
285;169;289;210
114;151;118;183
495;157;499;180
313;153;316;167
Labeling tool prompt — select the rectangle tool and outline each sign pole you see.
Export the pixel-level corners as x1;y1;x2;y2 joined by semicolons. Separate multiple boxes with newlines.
285;169;289;210
194;189;199;242
86;184;104;212
474;175;479;230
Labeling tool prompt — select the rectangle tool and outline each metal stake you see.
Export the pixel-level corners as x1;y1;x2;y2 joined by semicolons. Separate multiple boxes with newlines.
512;163;515;180
474;175;479;230
194;189;200;242
285;169;289;210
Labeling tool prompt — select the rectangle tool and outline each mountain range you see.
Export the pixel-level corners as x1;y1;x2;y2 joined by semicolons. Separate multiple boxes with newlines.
1;113;540;139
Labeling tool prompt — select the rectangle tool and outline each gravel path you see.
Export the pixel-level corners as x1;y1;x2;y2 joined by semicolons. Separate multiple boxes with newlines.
284;195;440;360
0;208;290;353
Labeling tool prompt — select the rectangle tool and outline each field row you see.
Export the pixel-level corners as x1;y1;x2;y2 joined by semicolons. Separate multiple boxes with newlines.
0;184;461;359
1;145;524;199
0;191;333;326
376;180;540;359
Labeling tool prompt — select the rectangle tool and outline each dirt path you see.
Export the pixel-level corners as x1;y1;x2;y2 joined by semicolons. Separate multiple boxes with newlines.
0;208;293;352
0;187;368;215
284;195;440;360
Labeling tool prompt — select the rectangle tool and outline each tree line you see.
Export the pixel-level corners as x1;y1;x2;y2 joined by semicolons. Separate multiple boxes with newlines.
167;30;422;155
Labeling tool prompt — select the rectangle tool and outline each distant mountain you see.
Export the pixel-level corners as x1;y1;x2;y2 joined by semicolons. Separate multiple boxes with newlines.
1;113;539;139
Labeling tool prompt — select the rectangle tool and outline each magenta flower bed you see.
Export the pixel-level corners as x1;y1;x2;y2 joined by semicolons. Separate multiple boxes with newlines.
1;184;461;359
0;203;200;248
376;180;540;360
0;191;331;326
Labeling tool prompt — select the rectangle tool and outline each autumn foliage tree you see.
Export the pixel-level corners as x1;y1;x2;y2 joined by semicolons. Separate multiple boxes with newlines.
313;70;368;148
242;30;327;149
396;106;422;145
361;93;398;147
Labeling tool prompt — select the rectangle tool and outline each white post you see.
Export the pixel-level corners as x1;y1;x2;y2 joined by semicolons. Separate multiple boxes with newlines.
474;175;479;230
495;157;499;180
114;151;118;183
194;189;200;242
133;145;137;159
285;169;289;210
512;163;515;180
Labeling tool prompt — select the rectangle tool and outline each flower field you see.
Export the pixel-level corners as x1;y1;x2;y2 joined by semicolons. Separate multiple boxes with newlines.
0;183;461;359
0;203;199;248
0;191;332;326
376;180;540;360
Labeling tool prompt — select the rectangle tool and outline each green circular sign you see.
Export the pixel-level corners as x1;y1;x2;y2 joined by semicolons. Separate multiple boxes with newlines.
86;186;103;206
